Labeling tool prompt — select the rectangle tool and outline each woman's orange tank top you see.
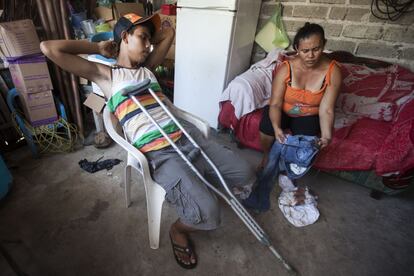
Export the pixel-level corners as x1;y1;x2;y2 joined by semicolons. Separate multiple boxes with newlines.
282;60;338;117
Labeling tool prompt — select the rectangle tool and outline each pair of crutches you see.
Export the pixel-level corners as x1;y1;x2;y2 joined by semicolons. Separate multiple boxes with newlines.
122;79;296;274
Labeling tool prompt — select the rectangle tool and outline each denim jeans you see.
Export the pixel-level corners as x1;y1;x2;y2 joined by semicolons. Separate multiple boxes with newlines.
242;135;318;212
242;140;283;212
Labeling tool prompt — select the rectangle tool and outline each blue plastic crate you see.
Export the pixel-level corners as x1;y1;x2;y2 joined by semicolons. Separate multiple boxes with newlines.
0;155;12;200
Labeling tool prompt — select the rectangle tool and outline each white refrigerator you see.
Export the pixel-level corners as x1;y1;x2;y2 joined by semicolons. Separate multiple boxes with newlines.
173;0;261;128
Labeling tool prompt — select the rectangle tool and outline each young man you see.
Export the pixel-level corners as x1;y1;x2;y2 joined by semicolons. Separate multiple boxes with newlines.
41;13;255;269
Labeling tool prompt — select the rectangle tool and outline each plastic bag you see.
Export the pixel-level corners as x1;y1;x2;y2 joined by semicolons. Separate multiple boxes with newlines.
255;3;290;52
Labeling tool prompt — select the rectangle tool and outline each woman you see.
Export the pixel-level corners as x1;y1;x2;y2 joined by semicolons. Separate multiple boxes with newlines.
259;22;342;170
41;13;255;269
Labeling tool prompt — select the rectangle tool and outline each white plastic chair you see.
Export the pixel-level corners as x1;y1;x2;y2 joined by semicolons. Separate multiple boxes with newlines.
103;99;210;249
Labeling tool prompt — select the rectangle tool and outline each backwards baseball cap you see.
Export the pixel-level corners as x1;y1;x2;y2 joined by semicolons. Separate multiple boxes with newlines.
113;13;161;44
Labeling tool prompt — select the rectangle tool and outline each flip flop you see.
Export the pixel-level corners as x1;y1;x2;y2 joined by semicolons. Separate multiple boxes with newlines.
169;233;197;269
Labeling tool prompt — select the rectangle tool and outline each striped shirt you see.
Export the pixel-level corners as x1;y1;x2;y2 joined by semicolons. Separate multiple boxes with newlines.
106;66;182;152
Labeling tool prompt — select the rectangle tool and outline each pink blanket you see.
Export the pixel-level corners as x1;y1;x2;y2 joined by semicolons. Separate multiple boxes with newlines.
315;59;414;176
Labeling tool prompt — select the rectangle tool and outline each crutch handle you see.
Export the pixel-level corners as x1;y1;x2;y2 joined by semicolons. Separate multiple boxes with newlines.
186;148;200;162
121;78;152;97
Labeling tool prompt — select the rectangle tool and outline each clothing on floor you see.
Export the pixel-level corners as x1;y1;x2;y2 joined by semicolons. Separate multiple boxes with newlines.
277;175;319;227
278;174;296;191
278;186;319;227
243;135;318;212
79;157;122;173
145;120;255;231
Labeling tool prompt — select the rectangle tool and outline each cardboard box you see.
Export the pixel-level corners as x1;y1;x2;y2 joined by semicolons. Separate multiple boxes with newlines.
8;54;53;94
19;90;58;126
113;3;145;20
83;92;106;114
94;6;113;21
94;6;116;28
0;19;41;58
94;4;145;28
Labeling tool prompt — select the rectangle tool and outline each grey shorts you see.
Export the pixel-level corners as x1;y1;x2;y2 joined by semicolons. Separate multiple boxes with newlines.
145;121;255;230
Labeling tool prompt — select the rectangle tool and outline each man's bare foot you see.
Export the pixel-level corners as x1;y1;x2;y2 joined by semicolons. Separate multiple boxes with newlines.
169;222;197;269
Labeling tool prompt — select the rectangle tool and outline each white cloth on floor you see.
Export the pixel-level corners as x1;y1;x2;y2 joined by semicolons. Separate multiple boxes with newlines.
220;48;283;119
278;185;320;227
278;174;296;192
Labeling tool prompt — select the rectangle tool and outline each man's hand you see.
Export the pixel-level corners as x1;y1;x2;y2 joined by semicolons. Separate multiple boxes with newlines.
145;27;175;70
150;27;175;45
98;40;117;59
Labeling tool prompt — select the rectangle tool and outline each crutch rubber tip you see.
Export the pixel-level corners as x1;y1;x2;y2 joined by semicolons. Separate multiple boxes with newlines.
285;264;299;276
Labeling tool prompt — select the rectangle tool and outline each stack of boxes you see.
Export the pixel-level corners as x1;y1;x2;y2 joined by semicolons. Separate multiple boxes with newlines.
0;19;57;126
94;2;146;29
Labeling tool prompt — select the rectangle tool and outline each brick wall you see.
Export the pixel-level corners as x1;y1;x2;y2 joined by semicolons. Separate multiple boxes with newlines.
252;0;414;71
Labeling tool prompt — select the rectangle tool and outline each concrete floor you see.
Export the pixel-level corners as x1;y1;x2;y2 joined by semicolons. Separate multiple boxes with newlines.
1;132;414;276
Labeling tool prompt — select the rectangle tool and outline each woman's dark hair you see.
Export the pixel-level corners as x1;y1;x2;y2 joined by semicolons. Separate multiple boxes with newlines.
127;20;156;37
293;22;327;50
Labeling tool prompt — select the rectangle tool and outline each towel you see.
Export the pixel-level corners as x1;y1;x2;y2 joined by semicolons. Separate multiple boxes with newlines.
220;48;284;118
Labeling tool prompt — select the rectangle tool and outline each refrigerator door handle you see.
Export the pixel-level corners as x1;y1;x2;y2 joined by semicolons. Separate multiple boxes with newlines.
177;6;236;12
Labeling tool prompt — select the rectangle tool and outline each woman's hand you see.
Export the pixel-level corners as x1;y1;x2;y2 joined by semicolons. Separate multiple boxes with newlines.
274;127;287;144
318;137;331;149
98;40;117;59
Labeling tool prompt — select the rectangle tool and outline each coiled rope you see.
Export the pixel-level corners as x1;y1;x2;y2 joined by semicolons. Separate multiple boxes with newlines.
371;0;414;21
11;110;79;154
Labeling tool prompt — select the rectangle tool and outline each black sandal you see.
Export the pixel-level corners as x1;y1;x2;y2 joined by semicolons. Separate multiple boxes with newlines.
169;233;197;269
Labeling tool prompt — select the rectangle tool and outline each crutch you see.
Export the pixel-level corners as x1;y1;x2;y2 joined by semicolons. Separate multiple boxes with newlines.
121;79;296;274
